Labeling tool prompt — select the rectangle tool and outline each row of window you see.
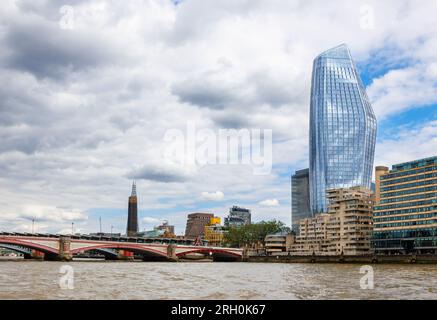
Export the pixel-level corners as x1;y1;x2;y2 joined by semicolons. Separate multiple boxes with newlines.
381;178;437;192
381;165;437;181
374;206;436;217
375;219;437;229
379;192;437;204
372;239;437;248
381;185;437;199
375;199;437;211
374;212;437;223
381;172;437;187
373;228;437;239
391;158;437;172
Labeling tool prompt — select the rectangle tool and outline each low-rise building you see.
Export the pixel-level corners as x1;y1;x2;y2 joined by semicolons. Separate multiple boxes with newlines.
265;232;295;255
204;217;226;246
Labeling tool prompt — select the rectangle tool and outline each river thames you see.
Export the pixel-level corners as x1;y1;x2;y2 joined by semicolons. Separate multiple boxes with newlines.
1;259;437;299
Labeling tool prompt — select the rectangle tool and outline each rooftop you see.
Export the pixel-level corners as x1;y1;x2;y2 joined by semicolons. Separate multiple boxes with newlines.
391;156;437;172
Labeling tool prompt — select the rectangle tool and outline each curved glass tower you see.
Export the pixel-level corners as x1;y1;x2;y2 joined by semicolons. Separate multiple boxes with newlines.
309;44;377;213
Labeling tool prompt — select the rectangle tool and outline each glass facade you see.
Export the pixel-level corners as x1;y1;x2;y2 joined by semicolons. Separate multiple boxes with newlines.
373;156;437;254
309;44;377;213
291;168;312;233
224;206;251;228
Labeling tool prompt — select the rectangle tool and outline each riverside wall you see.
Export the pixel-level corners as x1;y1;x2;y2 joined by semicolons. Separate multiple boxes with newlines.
245;254;437;264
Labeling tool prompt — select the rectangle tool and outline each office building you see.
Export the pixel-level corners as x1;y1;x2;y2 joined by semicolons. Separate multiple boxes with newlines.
224;206;251;228
291;168;312;233
309;44;377;213
373;156;437;254
185;213;214;238
126;181;138;237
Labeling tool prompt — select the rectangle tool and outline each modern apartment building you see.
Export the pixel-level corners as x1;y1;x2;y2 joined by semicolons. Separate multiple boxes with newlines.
291;187;373;255
291;168;312;233
325;187;373;255
309;44;377;214
291;214;330;254
224;206;251;228
373;156;437;254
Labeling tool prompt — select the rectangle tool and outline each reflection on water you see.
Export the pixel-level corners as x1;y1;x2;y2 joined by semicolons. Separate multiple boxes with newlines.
0;260;437;299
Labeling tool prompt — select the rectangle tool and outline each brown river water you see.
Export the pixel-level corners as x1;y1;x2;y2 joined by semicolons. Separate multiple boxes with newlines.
1;259;437;299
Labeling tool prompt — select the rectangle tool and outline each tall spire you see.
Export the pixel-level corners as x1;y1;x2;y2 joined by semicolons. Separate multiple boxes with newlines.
131;180;137;197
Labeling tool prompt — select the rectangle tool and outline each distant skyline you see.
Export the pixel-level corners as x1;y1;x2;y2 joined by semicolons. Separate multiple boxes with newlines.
1;0;437;235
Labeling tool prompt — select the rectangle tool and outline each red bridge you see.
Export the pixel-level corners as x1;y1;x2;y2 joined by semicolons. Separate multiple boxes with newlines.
0;233;243;262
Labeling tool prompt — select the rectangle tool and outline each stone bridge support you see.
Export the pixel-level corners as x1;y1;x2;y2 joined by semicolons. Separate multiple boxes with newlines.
167;244;179;262
44;236;72;261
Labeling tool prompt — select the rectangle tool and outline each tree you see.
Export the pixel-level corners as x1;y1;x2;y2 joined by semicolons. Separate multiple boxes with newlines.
223;220;289;248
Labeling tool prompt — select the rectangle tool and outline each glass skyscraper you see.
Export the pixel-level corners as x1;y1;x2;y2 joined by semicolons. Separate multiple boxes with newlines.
309;44;377;213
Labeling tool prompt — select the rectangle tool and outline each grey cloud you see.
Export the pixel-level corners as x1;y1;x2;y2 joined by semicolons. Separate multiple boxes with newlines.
171;68;307;111
3;16;120;80
210;111;253;128
172;80;234;109
128;165;191;183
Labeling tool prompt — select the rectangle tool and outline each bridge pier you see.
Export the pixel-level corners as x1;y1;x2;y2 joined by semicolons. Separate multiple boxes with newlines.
167;244;179;262
52;236;73;261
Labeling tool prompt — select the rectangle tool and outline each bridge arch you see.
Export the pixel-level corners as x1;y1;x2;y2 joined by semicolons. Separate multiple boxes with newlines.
70;243;169;259
0;244;32;255
176;248;242;261
0;238;58;255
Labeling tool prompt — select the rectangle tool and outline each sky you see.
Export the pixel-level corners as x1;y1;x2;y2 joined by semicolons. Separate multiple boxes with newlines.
0;0;437;235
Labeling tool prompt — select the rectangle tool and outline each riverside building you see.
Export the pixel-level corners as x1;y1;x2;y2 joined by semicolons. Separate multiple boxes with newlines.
373;156;437;254
291;186;373;255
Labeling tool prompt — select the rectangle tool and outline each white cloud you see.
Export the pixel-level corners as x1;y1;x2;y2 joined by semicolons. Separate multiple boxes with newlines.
200;191;225;201
142;217;162;225
375;120;437;167
258;199;280;207
368;65;437;119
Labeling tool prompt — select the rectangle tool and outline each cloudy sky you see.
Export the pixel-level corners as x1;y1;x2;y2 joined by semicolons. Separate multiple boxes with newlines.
1;0;436;235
